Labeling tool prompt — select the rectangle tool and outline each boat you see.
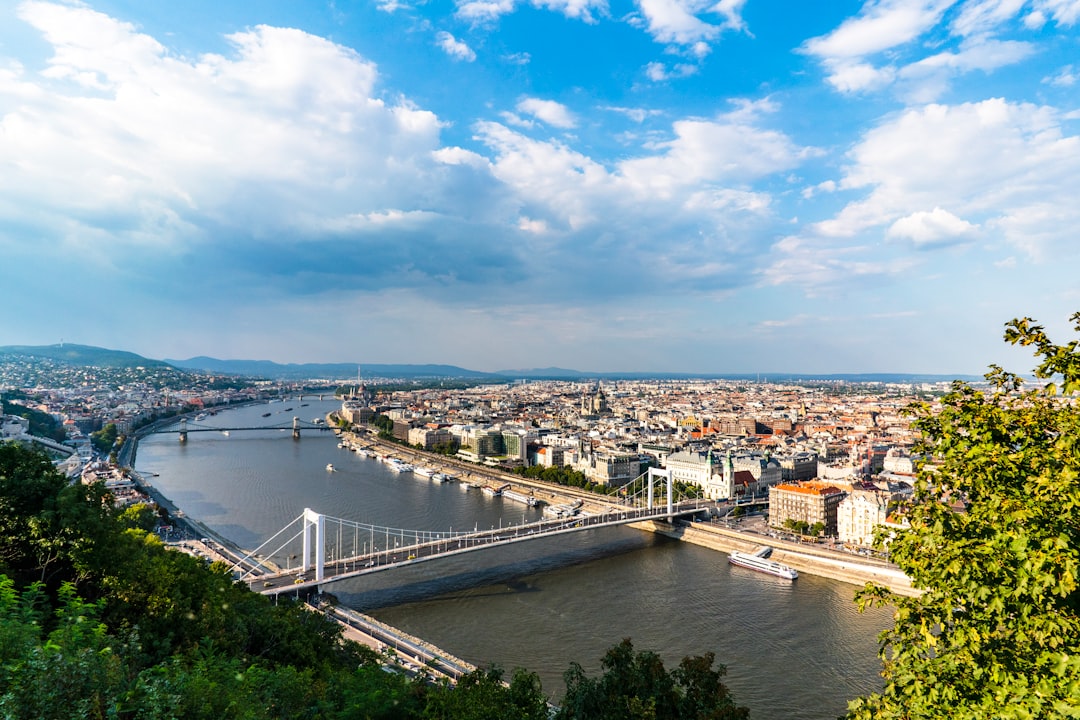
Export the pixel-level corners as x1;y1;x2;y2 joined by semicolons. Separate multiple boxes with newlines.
262;412;272;417
413;466;436;478
326;463;335;472
221;431;230;437
727;548;798;580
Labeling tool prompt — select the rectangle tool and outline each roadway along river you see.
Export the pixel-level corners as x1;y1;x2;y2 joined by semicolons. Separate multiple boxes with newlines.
134;399;893;720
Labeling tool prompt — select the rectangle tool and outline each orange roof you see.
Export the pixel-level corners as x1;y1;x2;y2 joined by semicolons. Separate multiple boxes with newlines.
774;481;844;496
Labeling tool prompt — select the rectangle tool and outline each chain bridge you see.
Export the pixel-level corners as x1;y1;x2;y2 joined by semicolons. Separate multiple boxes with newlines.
151;416;333;441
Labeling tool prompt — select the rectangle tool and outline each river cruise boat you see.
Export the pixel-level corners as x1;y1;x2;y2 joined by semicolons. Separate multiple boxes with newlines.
728;548;798;580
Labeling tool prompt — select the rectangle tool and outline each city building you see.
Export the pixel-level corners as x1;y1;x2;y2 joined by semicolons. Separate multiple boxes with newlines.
769;480;847;536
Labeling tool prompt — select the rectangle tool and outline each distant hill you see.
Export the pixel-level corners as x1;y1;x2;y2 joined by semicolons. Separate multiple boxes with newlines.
0;344;173;369
498;368;982;383
166;357;505;381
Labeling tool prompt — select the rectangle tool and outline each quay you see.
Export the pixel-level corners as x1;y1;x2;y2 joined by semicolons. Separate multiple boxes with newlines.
637;518;918;596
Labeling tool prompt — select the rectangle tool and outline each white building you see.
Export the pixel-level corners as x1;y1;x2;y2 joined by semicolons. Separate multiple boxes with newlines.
836;488;906;547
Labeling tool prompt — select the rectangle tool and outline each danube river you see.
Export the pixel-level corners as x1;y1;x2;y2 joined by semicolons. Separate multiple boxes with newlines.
135;399;893;720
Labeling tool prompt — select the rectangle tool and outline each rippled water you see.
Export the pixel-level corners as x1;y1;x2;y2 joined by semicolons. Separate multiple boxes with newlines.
135;399;891;720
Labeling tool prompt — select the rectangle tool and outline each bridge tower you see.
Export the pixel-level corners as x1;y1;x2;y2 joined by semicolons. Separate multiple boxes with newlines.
292;417;300;440
300;508;326;581
179;417;188;443
646;467;673;517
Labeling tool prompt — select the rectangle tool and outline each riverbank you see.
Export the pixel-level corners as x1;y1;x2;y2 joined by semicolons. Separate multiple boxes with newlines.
345;428;917;597
636;518;918;597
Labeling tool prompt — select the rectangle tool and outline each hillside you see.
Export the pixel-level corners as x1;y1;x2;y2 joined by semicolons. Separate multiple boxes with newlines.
0;343;173;369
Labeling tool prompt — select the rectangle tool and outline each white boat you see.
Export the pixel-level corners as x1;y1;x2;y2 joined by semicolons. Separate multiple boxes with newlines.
728;549;798;580
413;466;436;478
326;463;335;472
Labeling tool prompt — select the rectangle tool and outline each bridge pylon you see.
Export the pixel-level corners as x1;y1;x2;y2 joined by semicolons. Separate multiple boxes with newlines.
179;417;187;443
646;467;673;517
301;508;325;581
292;416;300;440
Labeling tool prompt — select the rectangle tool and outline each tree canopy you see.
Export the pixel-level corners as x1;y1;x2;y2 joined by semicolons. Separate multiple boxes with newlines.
848;313;1080;719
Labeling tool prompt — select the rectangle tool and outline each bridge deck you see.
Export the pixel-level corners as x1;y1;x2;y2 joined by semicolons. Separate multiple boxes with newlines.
250;503;707;594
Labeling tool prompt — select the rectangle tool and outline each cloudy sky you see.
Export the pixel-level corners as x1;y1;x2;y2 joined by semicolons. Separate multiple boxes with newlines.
1;0;1078;374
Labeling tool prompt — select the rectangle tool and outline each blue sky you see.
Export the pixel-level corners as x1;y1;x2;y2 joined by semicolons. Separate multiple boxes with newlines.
1;0;1079;374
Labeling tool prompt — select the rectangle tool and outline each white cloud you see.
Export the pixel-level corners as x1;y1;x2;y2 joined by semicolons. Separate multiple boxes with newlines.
503;51;531;65
499;110;536;128
802;0;1043;96
533;0;608;22
814;99;1080;261
1;1;447;258
515;97;577;128
432;146;490;168
456;0;517;22
950;0;1026;37
643;60;698;81
455;0;606;23
802;0;955;60
601;105;663;122
435;31;476;61
1044;64;1077;86
886;207;979;246
618;100;818;196
636;0;722;44
1033;0;1080;25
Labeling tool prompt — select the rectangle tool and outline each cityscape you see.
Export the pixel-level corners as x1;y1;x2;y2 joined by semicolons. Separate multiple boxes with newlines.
2;345;939;555
3;0;1079;716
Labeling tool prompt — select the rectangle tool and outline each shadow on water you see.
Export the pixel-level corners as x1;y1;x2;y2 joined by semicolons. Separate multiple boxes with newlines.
331;534;664;610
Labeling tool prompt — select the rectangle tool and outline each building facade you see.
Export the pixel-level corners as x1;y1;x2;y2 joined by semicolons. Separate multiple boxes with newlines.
768;481;847;536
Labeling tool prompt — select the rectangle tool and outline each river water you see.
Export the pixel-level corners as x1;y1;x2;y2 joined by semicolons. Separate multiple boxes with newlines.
135;399;892;720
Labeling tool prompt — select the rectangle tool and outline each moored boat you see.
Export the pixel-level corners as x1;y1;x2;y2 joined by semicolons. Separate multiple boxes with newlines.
727;548;797;580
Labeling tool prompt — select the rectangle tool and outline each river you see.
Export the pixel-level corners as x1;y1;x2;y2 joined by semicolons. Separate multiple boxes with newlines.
134;398;892;720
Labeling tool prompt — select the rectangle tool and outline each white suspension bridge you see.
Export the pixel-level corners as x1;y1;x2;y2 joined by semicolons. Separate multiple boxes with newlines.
230;468;710;595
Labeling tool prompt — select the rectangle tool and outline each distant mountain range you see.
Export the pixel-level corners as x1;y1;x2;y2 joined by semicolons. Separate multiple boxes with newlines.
165;357;502;380
0;343;173;369
1;344;982;383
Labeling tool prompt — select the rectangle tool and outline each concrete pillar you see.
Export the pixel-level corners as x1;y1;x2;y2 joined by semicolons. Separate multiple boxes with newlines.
292;416;300;440
179;418;187;443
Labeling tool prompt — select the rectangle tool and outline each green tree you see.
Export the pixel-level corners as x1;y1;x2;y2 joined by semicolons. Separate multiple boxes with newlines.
90;423;118;453
555;638;748;720
847;313;1080;719
423;666;547;720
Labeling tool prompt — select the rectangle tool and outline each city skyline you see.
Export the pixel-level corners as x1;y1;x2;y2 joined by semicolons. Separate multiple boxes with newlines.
1;0;1078;375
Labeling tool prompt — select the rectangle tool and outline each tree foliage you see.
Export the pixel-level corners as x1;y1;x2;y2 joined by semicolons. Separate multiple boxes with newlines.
555;638;748;720
848;313;1080;719
90;423;119;453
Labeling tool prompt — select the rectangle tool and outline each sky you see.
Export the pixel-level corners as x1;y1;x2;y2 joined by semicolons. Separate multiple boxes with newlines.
1;0;1079;375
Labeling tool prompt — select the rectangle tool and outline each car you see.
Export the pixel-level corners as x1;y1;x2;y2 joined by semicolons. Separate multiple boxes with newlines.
407;554;416;560
263;581;272;587
294;576;305;584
